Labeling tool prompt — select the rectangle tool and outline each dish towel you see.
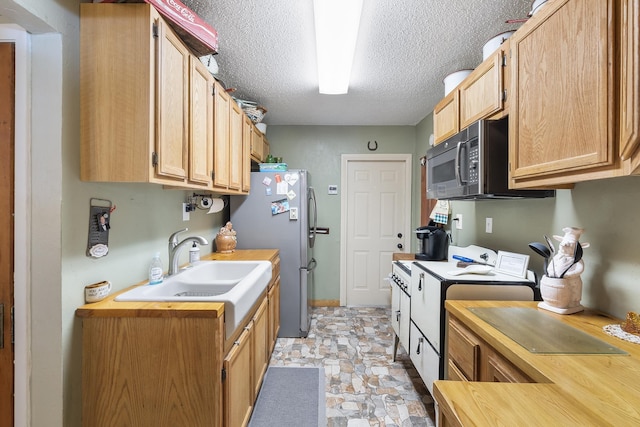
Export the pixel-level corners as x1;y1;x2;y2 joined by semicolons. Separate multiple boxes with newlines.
430;200;450;225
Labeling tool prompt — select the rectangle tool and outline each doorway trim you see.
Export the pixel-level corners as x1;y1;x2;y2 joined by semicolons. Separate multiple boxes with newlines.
0;23;30;426
339;154;412;306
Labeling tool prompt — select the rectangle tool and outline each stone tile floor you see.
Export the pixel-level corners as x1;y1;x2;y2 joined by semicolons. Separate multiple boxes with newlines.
269;306;436;427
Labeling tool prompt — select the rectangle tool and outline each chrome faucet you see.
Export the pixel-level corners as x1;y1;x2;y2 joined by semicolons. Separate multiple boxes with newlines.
168;228;209;276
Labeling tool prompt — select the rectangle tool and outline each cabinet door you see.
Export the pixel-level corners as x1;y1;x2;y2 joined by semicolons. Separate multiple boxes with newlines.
188;56;213;186
242;115;252;192
410;270;441;353
620;0;640;166
409;321;440;396
459;47;505;129
229;101;243;191
509;0;616;182
433;90;459;144
224;326;253;427
252;298;269;399
155;19;189;181
213;81;230;188
250;125;264;162
268;276;281;351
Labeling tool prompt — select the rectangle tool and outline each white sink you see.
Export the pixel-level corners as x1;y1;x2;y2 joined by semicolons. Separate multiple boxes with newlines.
115;260;272;337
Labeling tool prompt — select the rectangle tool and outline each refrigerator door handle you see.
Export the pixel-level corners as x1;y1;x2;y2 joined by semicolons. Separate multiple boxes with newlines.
308;187;318;248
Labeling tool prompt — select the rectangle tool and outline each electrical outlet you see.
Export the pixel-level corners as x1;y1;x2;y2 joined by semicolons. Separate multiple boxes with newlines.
455;214;463;229
182;203;190;221
486;217;493;233
289;207;298;220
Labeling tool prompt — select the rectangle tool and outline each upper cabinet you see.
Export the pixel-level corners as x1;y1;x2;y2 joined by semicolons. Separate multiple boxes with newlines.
508;0;618;187
189;56;214;187
433;43;508;145
80;3;252;194
459;40;508;129
81;3;194;186
433;90;459;144
212;80;231;190
620;0;640;173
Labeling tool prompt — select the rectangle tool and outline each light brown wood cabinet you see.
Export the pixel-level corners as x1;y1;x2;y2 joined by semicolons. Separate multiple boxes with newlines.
80;3;255;194
77;250;280;427
446;315;533;384
80;3;211;188
229;99;244;191
620;0;640;173
433;89;459;144
508;0;619;187
224;297;269;427
242;115;253;192
250;126;264;162
459;41;508;129
212;80;231;190
433;45;508;145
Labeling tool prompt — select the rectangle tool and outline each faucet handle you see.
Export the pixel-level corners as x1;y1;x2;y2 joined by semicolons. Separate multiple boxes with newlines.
169;228;188;244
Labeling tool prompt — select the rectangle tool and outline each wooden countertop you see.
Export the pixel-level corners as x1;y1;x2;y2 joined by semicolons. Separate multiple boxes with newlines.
435;300;640;426
75;249;278;319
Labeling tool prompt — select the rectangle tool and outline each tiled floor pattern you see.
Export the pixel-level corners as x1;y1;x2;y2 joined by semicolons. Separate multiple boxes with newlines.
269;306;436;426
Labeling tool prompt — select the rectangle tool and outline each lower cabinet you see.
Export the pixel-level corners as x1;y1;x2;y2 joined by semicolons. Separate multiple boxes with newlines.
224;297;270;427
447;315;533;383
268;276;281;351
224;325;254;427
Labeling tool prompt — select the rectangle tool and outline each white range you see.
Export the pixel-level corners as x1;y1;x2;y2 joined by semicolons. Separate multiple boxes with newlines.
390;245;537;397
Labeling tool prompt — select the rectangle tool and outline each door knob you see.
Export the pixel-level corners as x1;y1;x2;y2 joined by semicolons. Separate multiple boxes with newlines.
397;233;403;238
397;243;403;249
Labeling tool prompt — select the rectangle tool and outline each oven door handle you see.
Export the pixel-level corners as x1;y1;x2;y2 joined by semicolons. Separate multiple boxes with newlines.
454;141;467;185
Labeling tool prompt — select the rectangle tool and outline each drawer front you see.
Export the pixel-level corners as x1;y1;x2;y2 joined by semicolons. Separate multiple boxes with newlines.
409;321;440;396
447;317;481;381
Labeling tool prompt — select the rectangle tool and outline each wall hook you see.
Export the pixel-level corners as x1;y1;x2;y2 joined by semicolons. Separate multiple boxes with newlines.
367;140;378;151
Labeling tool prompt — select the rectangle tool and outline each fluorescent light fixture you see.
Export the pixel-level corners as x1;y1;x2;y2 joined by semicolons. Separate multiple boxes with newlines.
313;0;363;94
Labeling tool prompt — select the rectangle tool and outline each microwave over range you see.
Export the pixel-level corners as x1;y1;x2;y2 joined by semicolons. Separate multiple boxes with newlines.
426;118;554;200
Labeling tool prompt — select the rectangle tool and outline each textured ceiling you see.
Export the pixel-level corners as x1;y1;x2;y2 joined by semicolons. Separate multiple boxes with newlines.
184;0;533;126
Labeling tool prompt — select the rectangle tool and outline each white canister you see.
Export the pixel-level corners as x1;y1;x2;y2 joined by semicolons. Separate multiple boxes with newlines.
443;69;473;95
482;31;515;61
85;280;112;303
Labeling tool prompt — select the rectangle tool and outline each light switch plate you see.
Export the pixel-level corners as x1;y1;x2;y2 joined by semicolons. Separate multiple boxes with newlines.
289;207;298;220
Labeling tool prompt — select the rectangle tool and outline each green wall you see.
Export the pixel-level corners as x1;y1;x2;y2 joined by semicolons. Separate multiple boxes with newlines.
266;125;419;301
268;119;640;321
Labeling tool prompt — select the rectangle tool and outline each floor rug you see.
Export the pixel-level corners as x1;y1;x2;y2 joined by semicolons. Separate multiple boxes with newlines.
248;366;326;427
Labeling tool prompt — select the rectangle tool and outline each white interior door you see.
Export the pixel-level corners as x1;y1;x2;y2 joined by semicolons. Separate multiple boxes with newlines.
340;154;412;306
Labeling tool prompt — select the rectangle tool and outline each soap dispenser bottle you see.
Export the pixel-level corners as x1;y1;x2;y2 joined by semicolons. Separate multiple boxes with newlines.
148;252;164;285
189;241;200;265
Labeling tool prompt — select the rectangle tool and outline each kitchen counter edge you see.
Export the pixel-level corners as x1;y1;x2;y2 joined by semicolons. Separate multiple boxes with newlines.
435;300;640;426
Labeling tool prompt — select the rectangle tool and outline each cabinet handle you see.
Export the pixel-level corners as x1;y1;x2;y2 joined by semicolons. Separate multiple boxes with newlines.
397;243;403;249
397;233;403;238
418;273;424;291
417;337;423;355
396;310;401;321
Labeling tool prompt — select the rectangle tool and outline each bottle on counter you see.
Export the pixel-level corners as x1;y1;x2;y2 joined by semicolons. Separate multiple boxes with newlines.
148;252;164;285
189;241;200;265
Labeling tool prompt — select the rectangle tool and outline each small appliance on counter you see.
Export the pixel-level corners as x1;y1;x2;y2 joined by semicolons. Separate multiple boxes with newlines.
415;225;449;261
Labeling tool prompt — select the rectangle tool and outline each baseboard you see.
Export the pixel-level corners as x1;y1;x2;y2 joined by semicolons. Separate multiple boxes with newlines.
310;299;340;307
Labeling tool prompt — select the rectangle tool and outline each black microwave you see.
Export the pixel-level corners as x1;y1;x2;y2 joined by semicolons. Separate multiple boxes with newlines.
426;118;554;200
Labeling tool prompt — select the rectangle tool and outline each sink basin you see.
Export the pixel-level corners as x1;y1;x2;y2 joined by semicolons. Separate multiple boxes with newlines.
115;260;272;337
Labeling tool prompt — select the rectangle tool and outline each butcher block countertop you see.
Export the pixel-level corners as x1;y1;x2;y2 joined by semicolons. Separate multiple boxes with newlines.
76;249;278;319
435;300;640;426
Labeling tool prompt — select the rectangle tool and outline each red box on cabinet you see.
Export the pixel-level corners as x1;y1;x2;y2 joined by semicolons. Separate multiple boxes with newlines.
92;0;218;55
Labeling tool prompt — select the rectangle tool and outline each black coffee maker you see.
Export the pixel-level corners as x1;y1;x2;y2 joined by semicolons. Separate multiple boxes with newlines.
415;225;449;261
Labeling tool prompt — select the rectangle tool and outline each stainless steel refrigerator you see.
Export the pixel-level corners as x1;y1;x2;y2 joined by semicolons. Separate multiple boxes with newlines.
230;170;317;337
